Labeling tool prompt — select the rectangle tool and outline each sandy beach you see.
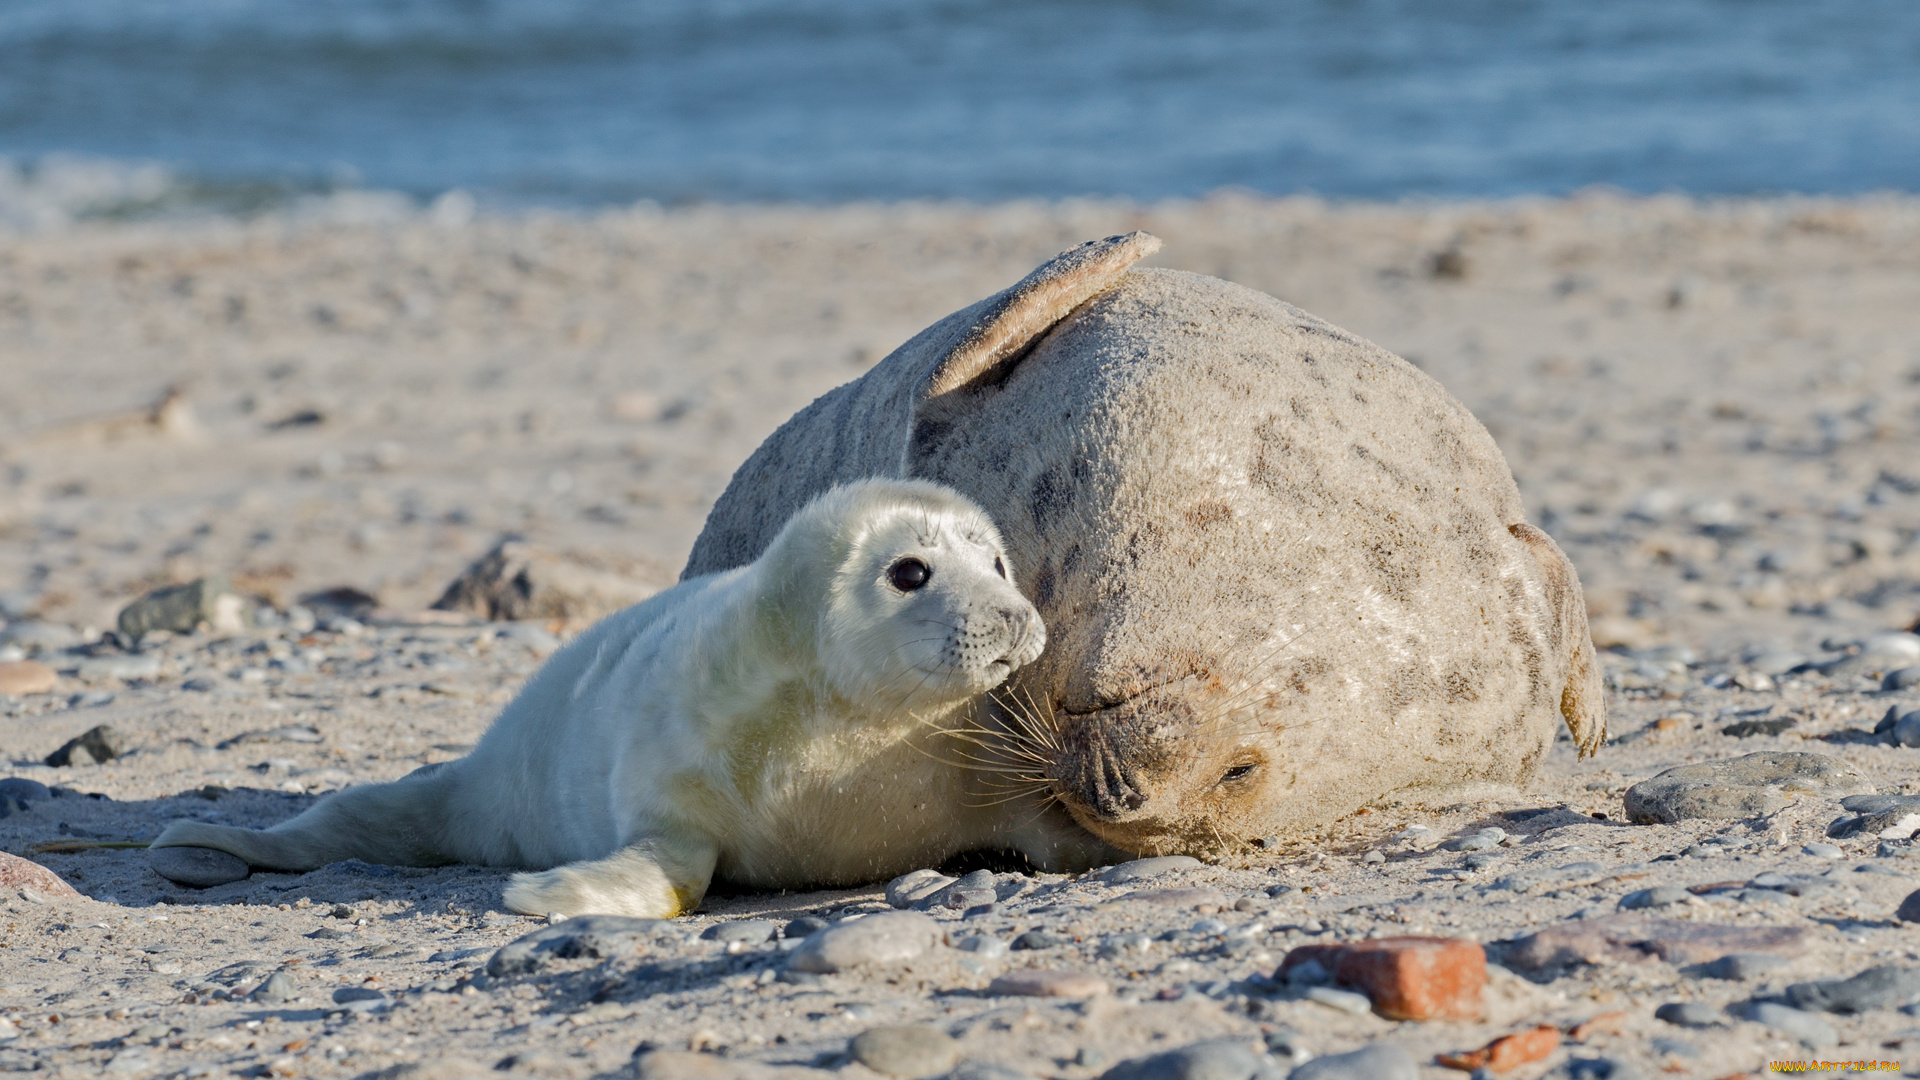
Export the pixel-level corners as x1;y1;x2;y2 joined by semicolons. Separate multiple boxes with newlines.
2;194;1920;1077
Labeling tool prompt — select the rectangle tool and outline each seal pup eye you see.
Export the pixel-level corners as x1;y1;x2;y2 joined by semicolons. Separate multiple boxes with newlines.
888;558;931;592
1221;763;1257;783
993;556;1006;578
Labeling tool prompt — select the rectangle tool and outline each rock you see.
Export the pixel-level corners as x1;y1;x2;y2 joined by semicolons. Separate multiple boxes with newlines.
487;915;665;976
1888;667;1920;691
217;725;323;749
1896;714;1920;748
1125;887;1228;910
701;920;777;945
1285;1044;1419;1080
849;1025;960;1077
1446;828;1507;852
1436;1026;1561;1071
1501;914;1809;972
1802;842;1843;859
886;869;954;908
1011;930;1066;950
1618;886;1691;910
0;851;82;900
0;621;80;654
1742;1002;1837;1048
75;654;162;682
0;660;56;696
1720;717;1795;738
1785;965;1920;1013
984;970;1108;998
1622;752;1866;824
0;777;52;805
918;869;997;911
368;1062;492;1080
149;846;250;888
1653;1002;1721;1028
949;1065;1031;1080
1101;856;1203;884
431;538;664;622
1898;889;1920;922
251;970;298;1003
1097;1037;1280;1080
1745;872;1832;896
1277;936;1485;1021
959;935;1009;958
331;986;389;1012
1305;986;1371;1015
782;916;828;939
1697;952;1788;980
44;724;124;767
786;912;941;974
117;576;247;638
634;1052;773;1080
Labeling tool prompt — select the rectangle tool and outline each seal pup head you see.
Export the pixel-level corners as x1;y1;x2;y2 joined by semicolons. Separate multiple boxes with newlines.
763;479;1045;712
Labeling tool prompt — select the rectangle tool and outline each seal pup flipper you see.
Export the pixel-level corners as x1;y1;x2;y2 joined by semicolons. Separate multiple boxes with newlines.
1508;523;1608;757
152;761;460;871
502;834;719;919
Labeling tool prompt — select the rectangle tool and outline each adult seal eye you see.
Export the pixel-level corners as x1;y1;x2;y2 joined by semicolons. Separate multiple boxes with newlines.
888;558;931;592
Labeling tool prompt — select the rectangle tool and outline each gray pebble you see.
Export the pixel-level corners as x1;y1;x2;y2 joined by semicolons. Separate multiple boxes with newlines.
1098;1037;1281;1080
1622;752;1865;824
250;970;298;1003
948;1064;1031;1080
1885;666;1920;691
1802;842;1843;859
849;1025;960;1077
0;621;81;653
117;577;236;638
487;914;667;977
1697;952;1788;980
1361;850;1385;864
150;846;250;888
0;778;51;803
1102;856;1203;884
957;935;1009;958
884;869;954;908
1746;872;1831;896
1857;864;1906;877
1098;932;1154;959
1285;1043;1418;1080
1743;1002;1837;1048
1191;918;1228;936
330;986;387;1013
1304;986;1371;1015
1011;930;1065;950
783;916;829;939
1653;1002;1721;1028
1619;886;1691;910
76;654;162;682
1895;714;1920;748
786;911;940;974
1786;965;1920;1013
1446;828;1506;852
701;919;777;944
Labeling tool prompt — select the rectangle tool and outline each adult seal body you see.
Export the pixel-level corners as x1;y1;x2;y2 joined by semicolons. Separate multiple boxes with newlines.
685;233;1607;861
153;480;1092;916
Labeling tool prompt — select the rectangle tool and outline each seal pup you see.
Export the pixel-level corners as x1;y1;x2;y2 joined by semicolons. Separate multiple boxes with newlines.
684;233;1607;862
153;479;1095;917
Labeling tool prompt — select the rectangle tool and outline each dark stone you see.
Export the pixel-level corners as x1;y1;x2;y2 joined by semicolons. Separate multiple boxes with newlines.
701;920;777;945
1720;718;1796;738
783;916;829;939
1284;1043;1419;1080
117;575;235;638
486;915;666;977
330;986;388;1012
1785;965;1920;1013
1501;914;1809;972
1696;952;1788;980
1012;930;1067;951
45;724;124;767
1654;1002;1722;1028
0;778;52;804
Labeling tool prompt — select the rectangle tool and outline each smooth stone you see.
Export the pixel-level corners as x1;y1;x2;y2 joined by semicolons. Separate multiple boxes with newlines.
1743;1002;1837;1048
1102;856;1203;884
849;1025;960;1078
1720;717;1796;738
1304;986;1372;1015
1748;651;1807;676
1886;667;1920;691
985;970;1108;998
1285;1044;1419;1080
1097;1037;1281;1080
0;660;57;696
75;654;162;682
1802;842;1843;859
0;621;80;653
885;869;954;909
44;724;124;767
1698;952;1788;980
1622;752;1866;824
1745;872;1831;897
701;920;777;944
1898;889;1920;923
251;971;298;1003
149;846;250;888
949;1064;1031;1080
487;915;667;977
117;576;239;638
783;916;829;939
1654;1002;1721;1028
1446;828;1507;852
0;851;82;900
1619;886;1691;910
1502;914;1809;971
217;725;324;749
1786;965;1920;1013
1845;792;1920;815
331;986;388;1013
786;912;941;974
958;935;1009;958
1126;887;1229;909
1012;930;1066;950
1896;715;1920;748
0;778;52;803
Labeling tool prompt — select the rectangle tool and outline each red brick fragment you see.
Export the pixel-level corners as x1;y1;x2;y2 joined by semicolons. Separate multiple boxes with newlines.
1437;1025;1561;1072
1278;935;1484;1021
0;852;82;900
1567;1010;1628;1041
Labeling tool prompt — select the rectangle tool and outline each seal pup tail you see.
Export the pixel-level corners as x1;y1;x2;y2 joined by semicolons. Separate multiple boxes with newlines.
151;761;463;872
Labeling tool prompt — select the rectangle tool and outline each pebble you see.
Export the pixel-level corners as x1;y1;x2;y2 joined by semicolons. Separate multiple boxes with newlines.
0;660;57;696
487;915;666;977
1653;1002;1721;1028
1102;856;1203;884
76;654;162;682
1446;828;1507;852
701;920;777;945
331;986;388;1013
1697;952;1788;980
1011;929;1065;950
1305;985;1372;1015
984;970;1108;998
0;851;82;900
950;1064;1031;1080
786;912;941;974
1894;714;1920;748
117;576;242;637
1886;666;1920;691
1618;886;1691;910
1897;889;1920;923
1621;751;1865;824
0;777;52;805
1285;1044;1418;1080
885;869;955;908
1785;965;1920;1013
1801;842;1843;859
0;621;81;654
44;723;124;767
149;846;250;888
782;916;828;939
848;1025;960;1077
1743;1002;1837;1048
1098;1037;1281;1080
921;869;998;910
251;971;298;1003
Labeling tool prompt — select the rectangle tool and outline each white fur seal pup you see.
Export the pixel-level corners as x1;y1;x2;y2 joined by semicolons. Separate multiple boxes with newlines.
151;479;1076;917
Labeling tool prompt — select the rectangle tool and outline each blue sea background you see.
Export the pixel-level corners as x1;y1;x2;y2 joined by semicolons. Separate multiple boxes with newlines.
1;0;1917;209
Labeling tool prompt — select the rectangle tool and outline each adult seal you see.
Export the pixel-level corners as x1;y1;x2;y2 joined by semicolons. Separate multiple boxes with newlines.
685;232;1607;861
152;480;1099;916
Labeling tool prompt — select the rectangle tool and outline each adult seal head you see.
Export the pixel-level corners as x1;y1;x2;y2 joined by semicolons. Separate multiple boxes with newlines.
685;233;1607;861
